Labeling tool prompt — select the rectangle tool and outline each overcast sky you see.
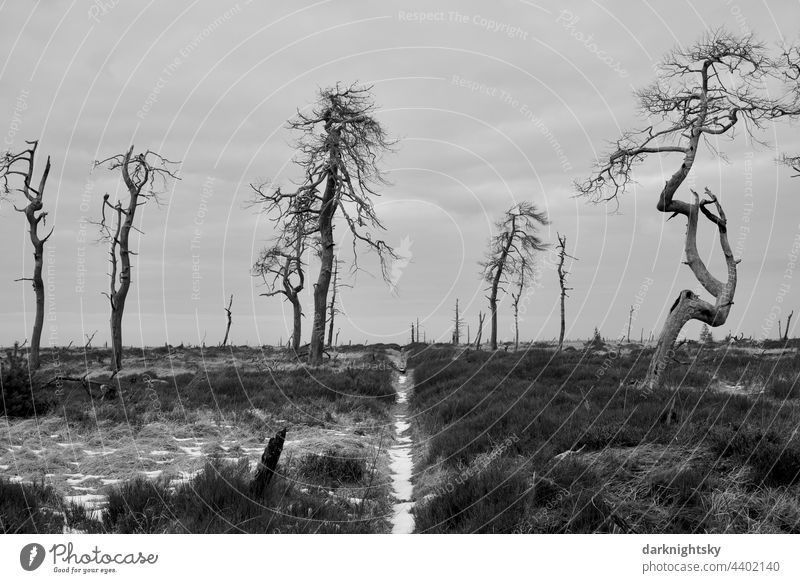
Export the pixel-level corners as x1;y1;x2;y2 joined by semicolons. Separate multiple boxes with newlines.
1;0;799;349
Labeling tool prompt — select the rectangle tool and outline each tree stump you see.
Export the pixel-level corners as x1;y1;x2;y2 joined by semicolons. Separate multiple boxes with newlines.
249;428;287;498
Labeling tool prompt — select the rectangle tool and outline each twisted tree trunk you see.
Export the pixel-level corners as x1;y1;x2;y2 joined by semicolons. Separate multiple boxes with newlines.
643;190;737;392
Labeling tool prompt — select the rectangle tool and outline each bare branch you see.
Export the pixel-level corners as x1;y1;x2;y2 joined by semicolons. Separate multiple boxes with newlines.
94;145;179;371
253;83;396;363
481;201;549;350
576;29;800;207
0;140;53;369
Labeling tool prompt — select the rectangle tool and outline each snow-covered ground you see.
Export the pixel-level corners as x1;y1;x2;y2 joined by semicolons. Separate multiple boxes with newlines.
389;369;415;534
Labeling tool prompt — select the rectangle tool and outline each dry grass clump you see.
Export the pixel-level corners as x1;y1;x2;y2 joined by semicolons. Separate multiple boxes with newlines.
100;458;389;534
407;344;800;533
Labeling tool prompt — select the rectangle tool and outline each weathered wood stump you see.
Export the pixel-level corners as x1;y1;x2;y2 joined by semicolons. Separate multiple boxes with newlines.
249;428;287;498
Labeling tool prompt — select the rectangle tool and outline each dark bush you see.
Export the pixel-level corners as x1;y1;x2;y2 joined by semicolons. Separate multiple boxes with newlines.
413;463;533;533
708;425;800;487
0;478;63;534
64;502;105;533
102;460;376;534
103;477;173;533
578;422;645;450
299;448;366;486
766;375;800;400
1;343;49;418
647;466;710;506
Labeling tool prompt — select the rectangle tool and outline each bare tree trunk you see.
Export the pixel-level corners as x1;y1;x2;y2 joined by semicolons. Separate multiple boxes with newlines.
109;197;134;372
249;428;287;498
475;311;486;349
326;262;338;348
110;306;125;371
556;233;573;352
627;305;633;343
28;232;46;370
4;143;53;371
97;146;178;372
488;293;498;350
783;310;793;340
489;228;514;351
252;88;394;366
511;258;526;353
453;298;461;345
309;166;338;366
642;118;736;393
642;191;736;392
84;331;97;349
291;296;302;351
222;294;233;346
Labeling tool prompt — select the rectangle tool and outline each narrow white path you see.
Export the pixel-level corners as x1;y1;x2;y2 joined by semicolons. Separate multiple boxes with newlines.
389;370;415;534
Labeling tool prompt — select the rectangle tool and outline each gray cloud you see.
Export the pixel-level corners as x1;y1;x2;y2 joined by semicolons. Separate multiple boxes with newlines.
0;0;798;348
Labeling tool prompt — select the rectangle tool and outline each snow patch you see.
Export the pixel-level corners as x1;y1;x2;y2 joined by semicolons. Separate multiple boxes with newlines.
390;369;415;534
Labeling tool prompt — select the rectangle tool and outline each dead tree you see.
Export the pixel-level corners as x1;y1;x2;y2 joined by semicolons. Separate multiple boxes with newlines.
84;331;97;349
556;233;576;351
95;146;179;372
326;259;349;348
785;310;794;340
452;298;463;344
510;256;532;351
475;311;486;349
576;31;800;392
1;140;53;370
249;428;287;498
778;309;794;341
481;202;549;350
222;294;233;347
627;306;634;343
251;84;396;366
327;261;339;348
253;213;309;351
